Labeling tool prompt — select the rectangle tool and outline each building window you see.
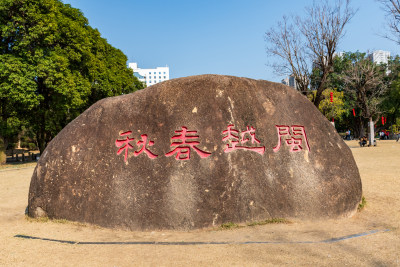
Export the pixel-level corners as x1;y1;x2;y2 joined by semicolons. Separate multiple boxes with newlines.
159;76;161;79
149;81;152;83
159;72;161;74
154;72;156;74
163;72;166;74
164;76;166;79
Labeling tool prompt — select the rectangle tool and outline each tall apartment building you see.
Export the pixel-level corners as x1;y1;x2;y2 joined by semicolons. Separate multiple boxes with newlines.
129;62;170;87
335;50;391;65
281;75;297;89
368;50;390;65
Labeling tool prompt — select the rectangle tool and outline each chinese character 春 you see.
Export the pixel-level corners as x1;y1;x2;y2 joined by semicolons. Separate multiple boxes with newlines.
273;125;310;152
165;126;211;160
222;124;265;154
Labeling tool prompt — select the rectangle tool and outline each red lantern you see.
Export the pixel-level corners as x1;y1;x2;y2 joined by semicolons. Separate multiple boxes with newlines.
330;92;333;103
382;116;385;125
352;109;356;117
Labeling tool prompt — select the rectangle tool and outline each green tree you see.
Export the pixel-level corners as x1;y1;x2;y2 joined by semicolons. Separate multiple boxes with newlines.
320;52;364;136
341;56;387;145
385;77;400;127
0;55;37;151
308;88;347;123
380;56;400;133
0;0;144;154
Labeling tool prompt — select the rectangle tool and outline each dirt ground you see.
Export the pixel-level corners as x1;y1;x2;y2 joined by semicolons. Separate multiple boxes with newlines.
0;140;399;266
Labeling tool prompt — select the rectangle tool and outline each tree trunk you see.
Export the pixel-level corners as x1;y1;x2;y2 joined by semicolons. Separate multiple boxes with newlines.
313;67;330;108
368;117;375;146
37;131;47;154
313;84;324;108
36;78;48;154
361;121;365;138
354;117;364;139
0;136;6;165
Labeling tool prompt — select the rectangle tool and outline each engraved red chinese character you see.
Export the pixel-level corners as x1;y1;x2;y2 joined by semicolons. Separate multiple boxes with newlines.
222;124;265;154
273;125;310;152
166;126;211;160
222;124;240;150
240;126;261;144
134;134;158;159
115;131;134;162
285;138;303;152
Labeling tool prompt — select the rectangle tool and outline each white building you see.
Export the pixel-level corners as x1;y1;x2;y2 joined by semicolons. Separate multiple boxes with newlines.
334;50;391;65
129;62;170;87
333;51;345;58
333;50;390;65
281;75;297;89
368;50;390;65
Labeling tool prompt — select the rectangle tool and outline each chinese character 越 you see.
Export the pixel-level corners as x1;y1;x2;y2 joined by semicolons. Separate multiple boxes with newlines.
273;125;310;152
222;124;265;154
165;126;211;160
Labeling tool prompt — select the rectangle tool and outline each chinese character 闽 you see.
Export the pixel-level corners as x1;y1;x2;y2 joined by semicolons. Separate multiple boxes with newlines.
273;125;310;152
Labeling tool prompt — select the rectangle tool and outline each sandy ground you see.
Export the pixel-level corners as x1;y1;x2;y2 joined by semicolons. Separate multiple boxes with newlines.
0;140;399;266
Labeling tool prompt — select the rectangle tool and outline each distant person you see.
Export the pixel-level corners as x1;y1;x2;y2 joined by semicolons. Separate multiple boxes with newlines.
396;131;400;142
359;136;367;147
346;129;351;140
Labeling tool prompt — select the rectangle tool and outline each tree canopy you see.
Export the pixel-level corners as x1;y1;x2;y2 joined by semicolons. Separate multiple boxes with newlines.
0;0;144;153
265;0;355;107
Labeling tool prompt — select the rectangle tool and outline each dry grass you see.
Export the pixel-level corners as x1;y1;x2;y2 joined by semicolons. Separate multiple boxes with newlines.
0;140;399;266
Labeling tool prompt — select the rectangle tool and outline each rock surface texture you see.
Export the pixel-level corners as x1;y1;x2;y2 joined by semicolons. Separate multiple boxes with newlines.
28;75;362;230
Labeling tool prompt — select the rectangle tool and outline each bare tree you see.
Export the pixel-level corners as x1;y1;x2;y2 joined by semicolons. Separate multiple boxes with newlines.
379;0;400;44
342;58;387;145
265;16;311;94
265;0;355;107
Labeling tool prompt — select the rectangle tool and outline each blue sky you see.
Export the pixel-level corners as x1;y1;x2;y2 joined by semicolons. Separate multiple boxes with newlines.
63;0;400;82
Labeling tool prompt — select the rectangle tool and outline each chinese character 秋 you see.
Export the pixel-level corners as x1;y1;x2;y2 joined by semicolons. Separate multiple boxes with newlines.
134;134;158;159
222;124;265;154
165;126;211;160
116;131;158;162
273;125;310;152
115;131;135;162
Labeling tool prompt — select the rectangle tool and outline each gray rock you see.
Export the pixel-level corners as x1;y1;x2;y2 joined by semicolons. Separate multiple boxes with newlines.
28;75;362;230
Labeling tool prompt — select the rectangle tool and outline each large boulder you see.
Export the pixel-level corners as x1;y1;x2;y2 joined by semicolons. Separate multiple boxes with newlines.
28;75;362;230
